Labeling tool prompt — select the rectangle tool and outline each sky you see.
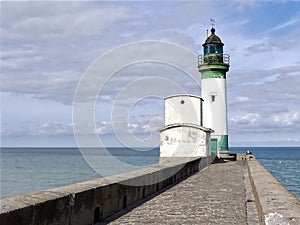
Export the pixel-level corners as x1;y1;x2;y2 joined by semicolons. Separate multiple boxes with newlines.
1;0;300;147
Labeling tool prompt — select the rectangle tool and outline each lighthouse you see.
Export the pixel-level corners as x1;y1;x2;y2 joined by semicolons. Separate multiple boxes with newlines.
159;26;231;162
198;27;230;157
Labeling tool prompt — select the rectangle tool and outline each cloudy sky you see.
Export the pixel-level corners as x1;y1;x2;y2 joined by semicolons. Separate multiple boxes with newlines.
1;0;300;147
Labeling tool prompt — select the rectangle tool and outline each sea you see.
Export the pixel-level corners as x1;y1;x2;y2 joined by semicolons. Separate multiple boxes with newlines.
0;147;299;200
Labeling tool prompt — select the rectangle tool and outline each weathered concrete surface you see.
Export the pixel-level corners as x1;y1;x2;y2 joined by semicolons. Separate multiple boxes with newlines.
103;161;249;225
247;160;300;225
244;163;260;225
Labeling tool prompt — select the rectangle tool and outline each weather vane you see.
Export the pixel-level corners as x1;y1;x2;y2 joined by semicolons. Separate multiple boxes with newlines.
210;18;215;28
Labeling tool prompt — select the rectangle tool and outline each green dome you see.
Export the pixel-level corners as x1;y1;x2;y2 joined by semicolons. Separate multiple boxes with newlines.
203;28;224;46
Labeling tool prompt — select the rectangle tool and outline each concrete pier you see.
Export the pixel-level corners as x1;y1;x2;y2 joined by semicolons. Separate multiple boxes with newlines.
101;161;258;224
1;156;299;225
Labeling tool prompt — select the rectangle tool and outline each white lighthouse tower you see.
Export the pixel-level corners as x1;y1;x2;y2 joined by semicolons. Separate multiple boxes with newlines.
198;27;230;157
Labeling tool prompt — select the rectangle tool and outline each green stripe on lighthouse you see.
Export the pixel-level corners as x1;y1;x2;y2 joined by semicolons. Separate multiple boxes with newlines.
220;135;228;151
198;64;229;79
201;71;226;79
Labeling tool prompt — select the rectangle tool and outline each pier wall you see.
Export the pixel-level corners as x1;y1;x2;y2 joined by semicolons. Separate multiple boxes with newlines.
247;159;300;225
0;156;214;225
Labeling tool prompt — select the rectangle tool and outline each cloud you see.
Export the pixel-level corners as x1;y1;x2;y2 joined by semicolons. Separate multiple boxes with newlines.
228;64;300;138
1;122;73;137
1;2;145;105
230;113;259;126
1;2;139;41
228;96;251;105
94;116;164;136
266;18;299;33
229;110;300;133
36;122;73;136
1;70;80;104
94;121;114;135
272;111;299;127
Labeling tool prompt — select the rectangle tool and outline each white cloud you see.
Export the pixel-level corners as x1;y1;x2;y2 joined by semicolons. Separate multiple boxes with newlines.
272;111;299;127
93;114;163;136
266;18;299;33
1;2;139;41
230;113;259;126
228;96;251;105
229;110;300;135
1;48;38;58
1;122;73;137
94;121;114;135
36;122;73;136
2;70;80;104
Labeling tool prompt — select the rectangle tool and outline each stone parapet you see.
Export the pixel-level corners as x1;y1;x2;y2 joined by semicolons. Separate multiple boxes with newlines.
0;156;213;225
247;160;300;225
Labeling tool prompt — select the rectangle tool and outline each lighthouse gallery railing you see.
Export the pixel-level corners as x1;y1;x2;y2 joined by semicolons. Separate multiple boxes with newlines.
198;54;230;66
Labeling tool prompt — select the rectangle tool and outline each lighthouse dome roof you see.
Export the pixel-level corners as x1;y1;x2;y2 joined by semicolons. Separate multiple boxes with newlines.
203;28;224;46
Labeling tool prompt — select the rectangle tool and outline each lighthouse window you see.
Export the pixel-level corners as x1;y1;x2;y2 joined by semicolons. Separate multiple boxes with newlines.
210;45;215;54
204;46;209;55
216;45;223;54
211;95;216;102
204;44;223;55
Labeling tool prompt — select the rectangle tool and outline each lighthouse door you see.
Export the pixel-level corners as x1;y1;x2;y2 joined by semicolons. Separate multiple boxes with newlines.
211;139;218;156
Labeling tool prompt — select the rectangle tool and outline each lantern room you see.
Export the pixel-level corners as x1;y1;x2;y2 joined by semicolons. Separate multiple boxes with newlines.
202;28;225;64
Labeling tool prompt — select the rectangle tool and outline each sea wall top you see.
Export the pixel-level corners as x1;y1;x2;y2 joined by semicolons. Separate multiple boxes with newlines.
0;157;213;225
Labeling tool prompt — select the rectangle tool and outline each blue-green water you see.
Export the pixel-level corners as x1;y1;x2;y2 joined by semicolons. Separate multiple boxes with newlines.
0;147;299;200
0;147;159;199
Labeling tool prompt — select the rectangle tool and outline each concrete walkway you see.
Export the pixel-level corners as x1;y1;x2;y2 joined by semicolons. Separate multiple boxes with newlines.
102;161;254;225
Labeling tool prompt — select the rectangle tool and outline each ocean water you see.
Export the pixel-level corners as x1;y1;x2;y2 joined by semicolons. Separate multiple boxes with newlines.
0;147;159;199
0;147;299;200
